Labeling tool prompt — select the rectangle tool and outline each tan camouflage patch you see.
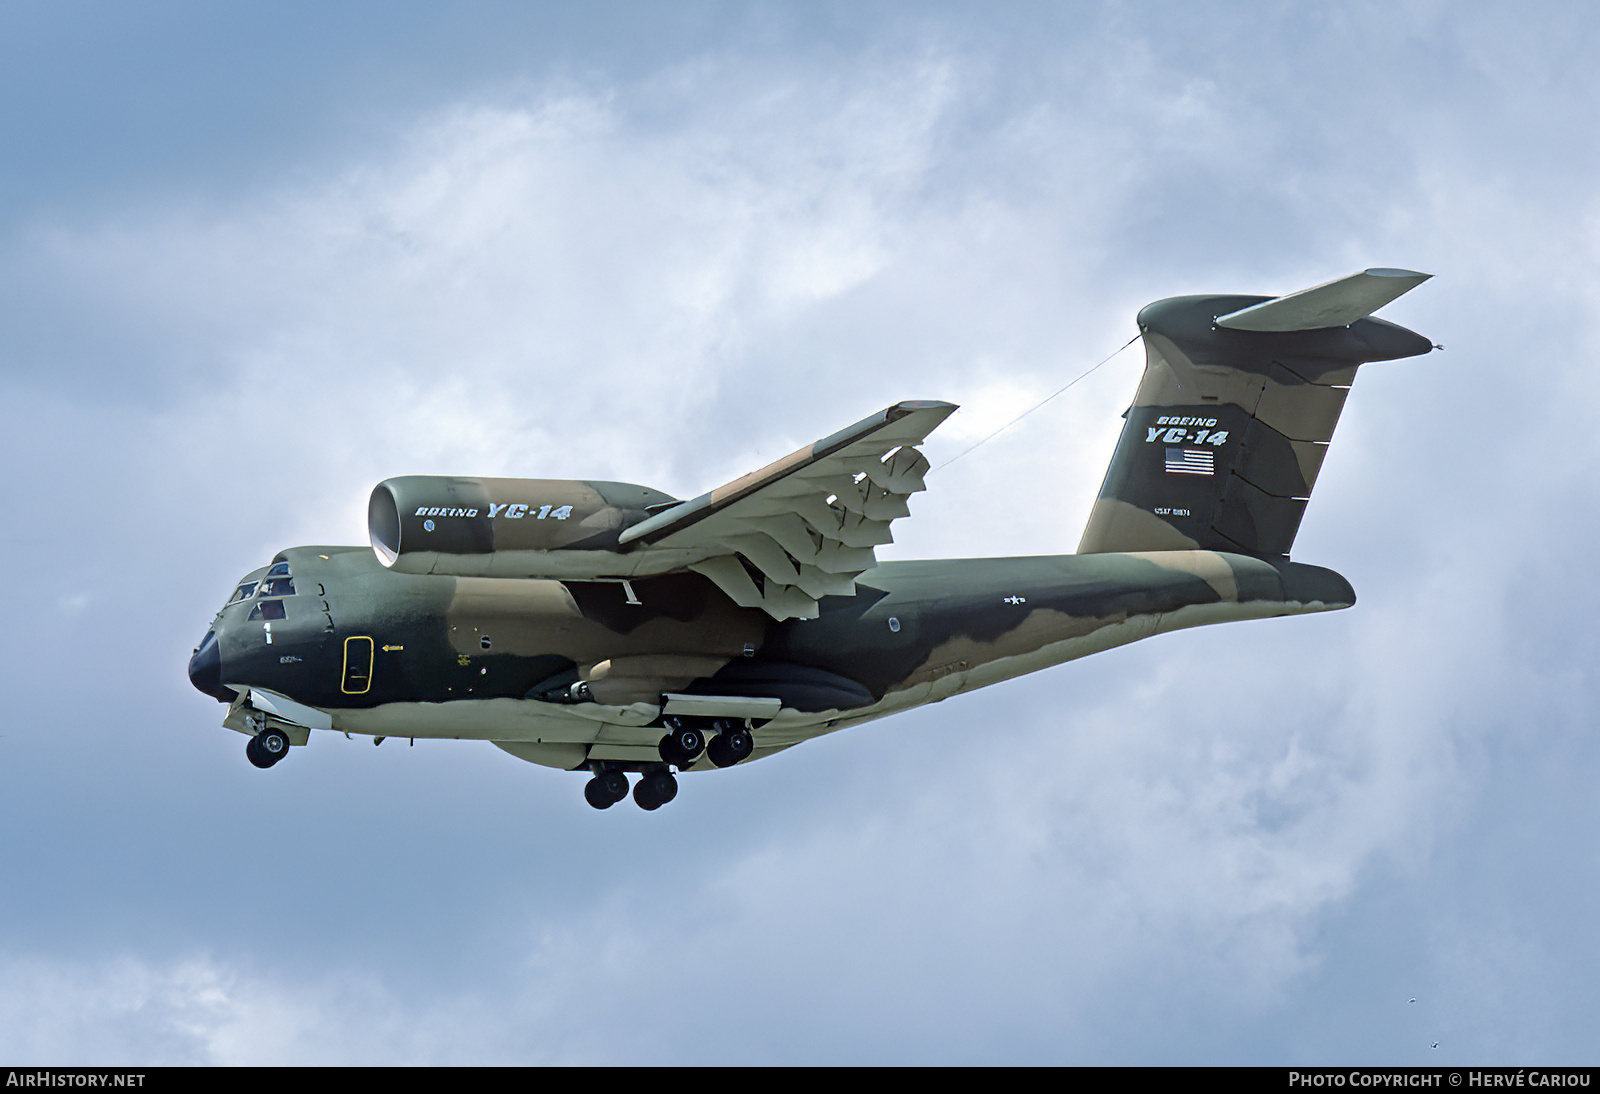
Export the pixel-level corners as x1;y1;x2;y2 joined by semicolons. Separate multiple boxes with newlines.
1078;498;1203;554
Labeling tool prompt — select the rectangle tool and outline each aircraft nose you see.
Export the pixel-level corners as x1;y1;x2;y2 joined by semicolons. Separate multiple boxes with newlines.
188;630;234;702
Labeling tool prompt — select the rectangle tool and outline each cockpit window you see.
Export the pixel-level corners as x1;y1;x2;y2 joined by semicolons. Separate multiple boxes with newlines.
225;562;294;609
248;599;287;621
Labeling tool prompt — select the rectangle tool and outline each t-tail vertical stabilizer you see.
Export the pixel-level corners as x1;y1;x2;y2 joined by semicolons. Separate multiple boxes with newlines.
1077;268;1433;558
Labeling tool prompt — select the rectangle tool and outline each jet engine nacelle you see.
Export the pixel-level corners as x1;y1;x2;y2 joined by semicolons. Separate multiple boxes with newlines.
368;475;677;578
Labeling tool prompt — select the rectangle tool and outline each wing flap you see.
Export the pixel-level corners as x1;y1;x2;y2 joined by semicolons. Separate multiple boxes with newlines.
687;555;765;609
628;400;956;619
866;446;930;493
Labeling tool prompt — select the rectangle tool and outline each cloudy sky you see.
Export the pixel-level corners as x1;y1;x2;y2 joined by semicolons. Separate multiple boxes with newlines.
2;0;1597;1065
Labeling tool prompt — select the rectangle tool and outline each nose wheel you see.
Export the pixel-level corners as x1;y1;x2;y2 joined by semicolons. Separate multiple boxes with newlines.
245;725;291;769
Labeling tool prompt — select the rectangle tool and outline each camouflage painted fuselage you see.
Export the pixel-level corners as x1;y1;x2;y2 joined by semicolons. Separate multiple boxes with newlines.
189;269;1432;792
196;544;1351;770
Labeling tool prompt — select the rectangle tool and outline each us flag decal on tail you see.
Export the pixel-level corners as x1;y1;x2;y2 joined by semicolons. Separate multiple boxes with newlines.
1164;447;1215;475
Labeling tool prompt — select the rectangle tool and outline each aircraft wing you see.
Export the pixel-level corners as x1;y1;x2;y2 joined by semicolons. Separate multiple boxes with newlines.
619;400;957;619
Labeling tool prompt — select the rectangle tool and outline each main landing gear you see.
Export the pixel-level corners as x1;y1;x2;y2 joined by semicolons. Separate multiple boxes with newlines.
582;716;759;811
658;716;754;769
583;768;630;809
633;769;678;811
582;765;678;811
705;723;754;768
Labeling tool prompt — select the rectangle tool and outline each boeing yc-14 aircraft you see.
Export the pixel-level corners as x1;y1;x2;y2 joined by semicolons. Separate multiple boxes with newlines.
188;268;1433;810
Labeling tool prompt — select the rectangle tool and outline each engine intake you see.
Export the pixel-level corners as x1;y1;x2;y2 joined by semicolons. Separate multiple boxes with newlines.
368;476;676;577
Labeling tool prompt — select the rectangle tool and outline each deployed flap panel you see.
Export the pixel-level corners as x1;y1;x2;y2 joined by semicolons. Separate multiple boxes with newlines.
1079;272;1433;558
620;401;957;620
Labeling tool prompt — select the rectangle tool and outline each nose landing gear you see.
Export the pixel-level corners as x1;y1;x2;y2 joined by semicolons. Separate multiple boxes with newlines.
241;710;292;769
245;724;292;769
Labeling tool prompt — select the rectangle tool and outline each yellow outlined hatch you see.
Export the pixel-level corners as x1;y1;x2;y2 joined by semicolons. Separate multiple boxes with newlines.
342;636;374;694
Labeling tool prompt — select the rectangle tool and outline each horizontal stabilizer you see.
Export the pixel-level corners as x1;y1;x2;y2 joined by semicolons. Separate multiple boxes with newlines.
1215;268;1431;332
